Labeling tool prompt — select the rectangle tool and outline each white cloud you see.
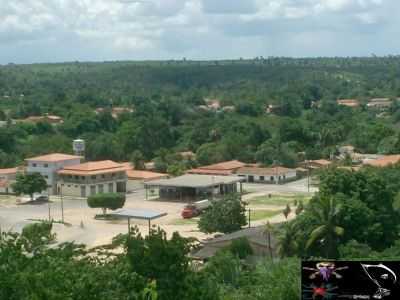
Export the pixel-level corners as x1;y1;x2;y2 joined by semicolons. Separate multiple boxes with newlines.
0;0;398;63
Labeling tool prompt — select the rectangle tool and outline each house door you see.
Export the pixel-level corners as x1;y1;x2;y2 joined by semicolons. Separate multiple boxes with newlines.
80;186;86;198
248;175;254;183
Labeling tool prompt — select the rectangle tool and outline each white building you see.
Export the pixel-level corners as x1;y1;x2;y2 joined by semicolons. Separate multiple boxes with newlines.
25;153;82;194
235;166;297;184
57;160;128;198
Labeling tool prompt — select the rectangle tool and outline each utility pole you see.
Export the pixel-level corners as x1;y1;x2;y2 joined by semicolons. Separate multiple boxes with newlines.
248;208;251;228
60;185;64;223
47;186;51;222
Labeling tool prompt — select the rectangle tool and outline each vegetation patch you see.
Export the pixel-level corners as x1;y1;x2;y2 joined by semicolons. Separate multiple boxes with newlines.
170;218;199;225
249;194;310;206
249;209;281;221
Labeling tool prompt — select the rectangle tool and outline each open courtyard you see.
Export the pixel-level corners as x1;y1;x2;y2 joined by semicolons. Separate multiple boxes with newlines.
0;178;316;248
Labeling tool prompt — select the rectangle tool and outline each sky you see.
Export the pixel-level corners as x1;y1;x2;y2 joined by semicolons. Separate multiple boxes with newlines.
0;0;399;64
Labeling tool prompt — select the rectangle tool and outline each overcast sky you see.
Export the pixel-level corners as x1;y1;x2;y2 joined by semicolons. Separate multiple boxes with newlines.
0;0;398;64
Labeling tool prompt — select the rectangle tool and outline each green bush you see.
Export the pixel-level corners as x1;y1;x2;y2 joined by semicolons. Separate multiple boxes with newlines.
87;193;125;215
228;237;254;259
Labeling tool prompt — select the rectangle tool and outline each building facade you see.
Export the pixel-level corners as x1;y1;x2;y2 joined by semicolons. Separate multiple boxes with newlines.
235;166;297;184
25;153;82;194
0;167;19;194
57;160;127;198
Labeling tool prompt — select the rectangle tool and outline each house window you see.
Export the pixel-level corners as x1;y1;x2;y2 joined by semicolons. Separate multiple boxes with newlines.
270;176;274;181
81;176;85;180
108;183;114;193
44;164;49;168
101;174;105;179
98;184;104;193
111;173;115;177
32;163;37;167
75;175;79;180
260;176;265;181
91;175;97;180
90;185;96;195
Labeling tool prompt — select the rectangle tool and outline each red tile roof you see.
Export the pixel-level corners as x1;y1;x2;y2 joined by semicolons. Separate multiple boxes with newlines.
364;155;400;167
337;99;360;107
58;160;127;176
187;160;246;176
0;167;18;175
26;153;82;162
126;170;168;181
199;160;246;171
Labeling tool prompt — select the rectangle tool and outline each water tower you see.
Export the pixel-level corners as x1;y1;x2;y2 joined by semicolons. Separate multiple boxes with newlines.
73;139;85;158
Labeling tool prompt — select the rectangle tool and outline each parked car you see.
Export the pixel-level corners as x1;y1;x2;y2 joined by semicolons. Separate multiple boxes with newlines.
181;199;210;219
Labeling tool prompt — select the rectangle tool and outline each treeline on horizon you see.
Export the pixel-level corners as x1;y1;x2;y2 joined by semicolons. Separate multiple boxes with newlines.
1;56;400;172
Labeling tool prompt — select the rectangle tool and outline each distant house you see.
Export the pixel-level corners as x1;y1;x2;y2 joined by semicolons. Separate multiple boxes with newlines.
191;225;277;261
178;151;196;160
0;167;20;194
187;160;247;176
57;160;128;197
221;105;235;112
235;166;297;184
95;107;134;118
363;155;400;168
300;159;332;169
338;145;355;157
337;99;360;108
17;114;64;125
265;104;282;114
367;98;393;110
26;153;83;194
121;162;168;192
204;98;221;110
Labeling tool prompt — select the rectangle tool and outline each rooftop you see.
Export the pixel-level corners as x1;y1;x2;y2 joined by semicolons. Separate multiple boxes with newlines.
26;153;82;162
126;169;168;181
145;174;243;188
0;167;19;175
110;208;167;221
236;166;295;176
363;155;400;167
58;160;127;176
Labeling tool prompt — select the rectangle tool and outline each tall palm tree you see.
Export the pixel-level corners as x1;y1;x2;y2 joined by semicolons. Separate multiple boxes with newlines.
277;222;298;258
306;196;344;258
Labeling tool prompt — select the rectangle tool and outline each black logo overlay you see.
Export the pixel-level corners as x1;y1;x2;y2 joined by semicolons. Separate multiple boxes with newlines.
302;261;400;300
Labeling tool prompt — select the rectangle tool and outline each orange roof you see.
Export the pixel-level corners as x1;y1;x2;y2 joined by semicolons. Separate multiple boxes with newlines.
26;153;82;162
58;160;127;176
187;168;234;176
364;155;400;167
236;166;295;176
0;167;18;175
199;160;246;171
309;159;332;166
337;99;360;107
126;169;168;181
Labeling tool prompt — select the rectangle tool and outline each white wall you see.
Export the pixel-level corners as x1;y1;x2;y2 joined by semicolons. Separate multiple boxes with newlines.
26;158;81;194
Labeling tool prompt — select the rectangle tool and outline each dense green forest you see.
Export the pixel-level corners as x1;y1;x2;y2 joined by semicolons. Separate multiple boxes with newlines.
2;57;400;170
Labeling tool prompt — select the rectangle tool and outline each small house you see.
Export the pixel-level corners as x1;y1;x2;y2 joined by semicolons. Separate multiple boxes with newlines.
235;166;297;184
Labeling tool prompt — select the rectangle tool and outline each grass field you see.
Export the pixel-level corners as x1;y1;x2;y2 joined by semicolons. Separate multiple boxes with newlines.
248;194;311;206
170;218;199;226
248;209;281;221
